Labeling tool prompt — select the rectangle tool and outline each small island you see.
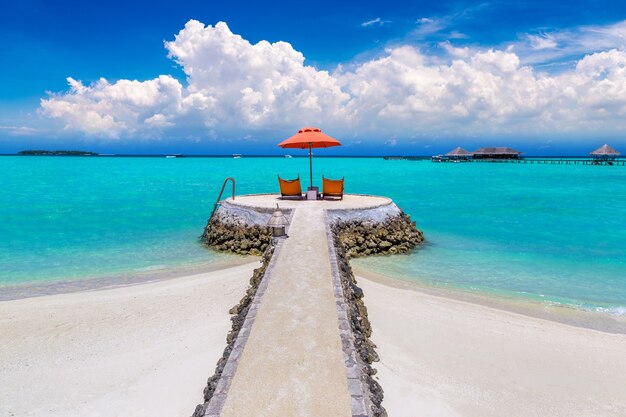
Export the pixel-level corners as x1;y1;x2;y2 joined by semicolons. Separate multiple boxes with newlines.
18;150;98;156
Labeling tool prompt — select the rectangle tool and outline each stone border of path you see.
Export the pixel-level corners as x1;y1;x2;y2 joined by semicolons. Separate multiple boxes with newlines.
325;213;374;417
198;197;424;417
203;237;284;417
201;206;375;417
202;208;296;417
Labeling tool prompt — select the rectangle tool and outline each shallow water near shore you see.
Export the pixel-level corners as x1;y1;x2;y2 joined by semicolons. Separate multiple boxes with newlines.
1;155;625;316
353;264;626;334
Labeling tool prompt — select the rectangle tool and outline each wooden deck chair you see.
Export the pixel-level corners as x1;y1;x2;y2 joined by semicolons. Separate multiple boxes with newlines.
322;176;344;200
278;175;303;199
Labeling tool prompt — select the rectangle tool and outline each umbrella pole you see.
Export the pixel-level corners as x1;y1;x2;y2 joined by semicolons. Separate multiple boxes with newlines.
308;143;313;189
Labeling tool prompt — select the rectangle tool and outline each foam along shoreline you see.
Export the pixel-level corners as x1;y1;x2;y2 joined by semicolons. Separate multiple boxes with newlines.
353;266;626;334
358;273;626;417
0;261;259;417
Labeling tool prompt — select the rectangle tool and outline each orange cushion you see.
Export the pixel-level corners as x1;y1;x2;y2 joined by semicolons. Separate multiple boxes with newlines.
323;177;344;194
279;177;302;195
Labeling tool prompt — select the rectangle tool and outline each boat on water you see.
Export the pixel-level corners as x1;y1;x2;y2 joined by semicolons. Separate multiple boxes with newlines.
165;154;185;158
285;155;293;158
233;154;242;159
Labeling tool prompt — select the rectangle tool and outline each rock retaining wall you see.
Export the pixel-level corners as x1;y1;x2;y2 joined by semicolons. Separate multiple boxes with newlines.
331;230;387;417
201;216;272;256
329;212;423;417
191;245;275;417
332;212;424;258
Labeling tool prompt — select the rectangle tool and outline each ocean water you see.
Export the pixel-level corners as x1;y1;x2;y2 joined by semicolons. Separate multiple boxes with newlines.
1;156;625;314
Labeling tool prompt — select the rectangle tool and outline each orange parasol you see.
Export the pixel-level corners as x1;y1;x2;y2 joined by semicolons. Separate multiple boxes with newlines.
278;127;342;189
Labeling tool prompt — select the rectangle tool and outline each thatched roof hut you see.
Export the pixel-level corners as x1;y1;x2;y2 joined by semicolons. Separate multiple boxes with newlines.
445;147;472;157
472;147;522;159
590;144;621;156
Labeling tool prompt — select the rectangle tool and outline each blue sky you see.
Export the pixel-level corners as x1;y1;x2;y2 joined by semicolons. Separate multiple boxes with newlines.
2;0;626;155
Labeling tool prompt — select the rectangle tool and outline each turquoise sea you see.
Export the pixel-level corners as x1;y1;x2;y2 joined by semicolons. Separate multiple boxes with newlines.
1;156;625;315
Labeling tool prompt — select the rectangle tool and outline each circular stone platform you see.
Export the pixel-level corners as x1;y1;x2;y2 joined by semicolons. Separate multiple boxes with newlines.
223;193;393;210
213;194;402;226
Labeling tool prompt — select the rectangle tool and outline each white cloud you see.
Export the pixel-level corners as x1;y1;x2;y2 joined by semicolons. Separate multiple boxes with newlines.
516;20;626;66
412;5;486;41
448;31;468;40
144;113;174;128
440;41;470;58
361;17;388;27
412;17;448;37
39;19;626;142
164;20;350;129
40;75;184;138
0;125;38;136
527;33;558;50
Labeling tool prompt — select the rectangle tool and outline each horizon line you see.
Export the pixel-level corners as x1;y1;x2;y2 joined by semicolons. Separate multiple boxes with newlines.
1;153;619;158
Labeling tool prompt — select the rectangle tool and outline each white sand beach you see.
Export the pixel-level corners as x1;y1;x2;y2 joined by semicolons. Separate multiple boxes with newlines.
3;258;626;417
0;262;258;417
359;274;626;417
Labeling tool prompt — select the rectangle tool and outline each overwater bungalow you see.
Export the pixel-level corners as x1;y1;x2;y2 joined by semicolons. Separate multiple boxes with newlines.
472;147;522;160
444;147;473;162
590;144;620;164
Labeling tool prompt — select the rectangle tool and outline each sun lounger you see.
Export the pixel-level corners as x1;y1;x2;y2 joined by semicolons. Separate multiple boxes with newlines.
322;176;344;200
278;175;303;199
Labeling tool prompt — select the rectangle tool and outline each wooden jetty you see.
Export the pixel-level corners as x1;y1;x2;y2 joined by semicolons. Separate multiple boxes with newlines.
382;156;426;161
437;158;625;166
384;154;626;165
427;143;625;165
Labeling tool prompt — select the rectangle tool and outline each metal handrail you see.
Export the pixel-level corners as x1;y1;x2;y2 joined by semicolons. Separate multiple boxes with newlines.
208;177;235;222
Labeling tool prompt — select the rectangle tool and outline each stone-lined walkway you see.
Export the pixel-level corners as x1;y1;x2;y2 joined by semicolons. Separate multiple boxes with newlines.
202;195;399;417
219;207;352;416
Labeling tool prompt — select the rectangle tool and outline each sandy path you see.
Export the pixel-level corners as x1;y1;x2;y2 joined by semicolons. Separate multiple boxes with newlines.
0;262;258;417
220;207;352;417
359;276;626;417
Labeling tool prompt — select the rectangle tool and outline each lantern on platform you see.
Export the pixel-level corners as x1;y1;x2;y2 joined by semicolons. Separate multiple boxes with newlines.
268;205;288;237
